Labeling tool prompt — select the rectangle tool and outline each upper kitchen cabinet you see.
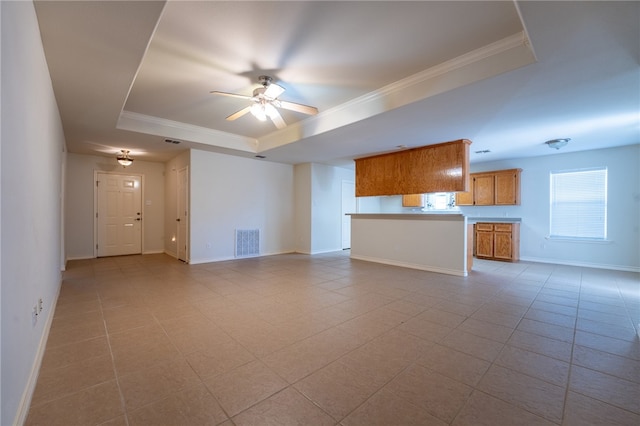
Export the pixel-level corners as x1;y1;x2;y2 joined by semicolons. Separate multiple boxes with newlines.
355;140;470;196
456;169;521;206
473;173;496;205
402;194;425;207
494;169;521;205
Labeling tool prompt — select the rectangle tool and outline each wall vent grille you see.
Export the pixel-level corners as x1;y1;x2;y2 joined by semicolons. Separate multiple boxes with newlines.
235;229;260;258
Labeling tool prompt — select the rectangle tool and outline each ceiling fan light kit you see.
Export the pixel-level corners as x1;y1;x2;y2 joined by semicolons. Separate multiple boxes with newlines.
211;75;318;129
116;149;134;167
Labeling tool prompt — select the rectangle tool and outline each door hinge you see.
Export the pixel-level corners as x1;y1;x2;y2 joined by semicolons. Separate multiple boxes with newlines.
96;180;99;187
96;212;98;218
96;244;98;250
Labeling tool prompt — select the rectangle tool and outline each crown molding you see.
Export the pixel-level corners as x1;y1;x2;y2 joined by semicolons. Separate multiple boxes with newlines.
258;31;536;153
117;110;258;153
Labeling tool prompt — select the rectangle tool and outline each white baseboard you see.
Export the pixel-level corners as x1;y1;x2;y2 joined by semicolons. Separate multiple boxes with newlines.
350;254;468;277
520;256;640;273
188;250;296;265
65;255;95;261
309;248;346;255
13;282;61;426
163;249;178;259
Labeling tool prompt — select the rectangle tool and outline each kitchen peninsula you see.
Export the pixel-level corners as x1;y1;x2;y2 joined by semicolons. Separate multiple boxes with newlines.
348;213;472;276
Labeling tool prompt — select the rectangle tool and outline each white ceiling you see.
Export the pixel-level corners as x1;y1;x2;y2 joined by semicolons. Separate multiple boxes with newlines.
34;1;639;167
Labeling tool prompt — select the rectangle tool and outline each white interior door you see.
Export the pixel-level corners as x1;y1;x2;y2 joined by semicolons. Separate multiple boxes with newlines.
341;181;356;249
96;172;142;257
177;167;189;262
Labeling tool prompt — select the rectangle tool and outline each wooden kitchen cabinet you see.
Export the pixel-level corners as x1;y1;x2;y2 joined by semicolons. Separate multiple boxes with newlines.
455;168;521;206
475;223;495;258
475;222;520;261
402;194;425;207
495;170;521;205
473;174;496;205
455;184;474;205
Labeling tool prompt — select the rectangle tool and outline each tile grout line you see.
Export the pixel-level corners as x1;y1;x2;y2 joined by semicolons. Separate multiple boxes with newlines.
96;265;132;426
558;266;582;425
450;263;555;424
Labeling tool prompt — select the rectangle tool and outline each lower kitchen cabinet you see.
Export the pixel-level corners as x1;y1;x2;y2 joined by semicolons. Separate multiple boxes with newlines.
475;222;520;261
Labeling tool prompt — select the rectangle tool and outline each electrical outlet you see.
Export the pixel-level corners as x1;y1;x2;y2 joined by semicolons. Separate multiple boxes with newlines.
38;298;43;313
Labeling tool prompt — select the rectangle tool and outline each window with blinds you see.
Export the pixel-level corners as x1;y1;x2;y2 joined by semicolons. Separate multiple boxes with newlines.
549;168;607;240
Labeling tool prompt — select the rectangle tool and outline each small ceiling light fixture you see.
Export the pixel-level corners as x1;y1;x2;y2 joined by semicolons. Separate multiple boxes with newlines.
545;138;571;150
250;101;279;122
117;150;134;167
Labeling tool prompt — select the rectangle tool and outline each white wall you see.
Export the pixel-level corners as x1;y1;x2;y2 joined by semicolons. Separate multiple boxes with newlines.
189;149;295;264
351;215;468;276
1;2;66;424
294;163;355;254
459;145;640;271
310;164;355;254
65;153;166;260
294;163;313;253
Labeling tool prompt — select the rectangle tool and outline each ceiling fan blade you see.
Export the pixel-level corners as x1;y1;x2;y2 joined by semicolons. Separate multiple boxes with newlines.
278;100;318;115
226;106;252;121
264;83;285;99
269;108;287;129
210;91;252;100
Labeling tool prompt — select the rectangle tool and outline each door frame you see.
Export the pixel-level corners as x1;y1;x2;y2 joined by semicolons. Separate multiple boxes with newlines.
176;166;189;262
93;170;145;258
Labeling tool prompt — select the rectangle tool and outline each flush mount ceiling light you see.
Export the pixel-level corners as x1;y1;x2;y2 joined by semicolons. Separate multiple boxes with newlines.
545;138;571;150
116;150;134;167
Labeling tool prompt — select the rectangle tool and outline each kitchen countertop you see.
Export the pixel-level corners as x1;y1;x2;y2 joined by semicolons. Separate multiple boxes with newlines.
347;213;465;221
467;217;522;223
347;213;521;223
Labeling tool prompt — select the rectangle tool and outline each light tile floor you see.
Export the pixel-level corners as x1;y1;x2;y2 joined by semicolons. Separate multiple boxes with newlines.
25;252;640;425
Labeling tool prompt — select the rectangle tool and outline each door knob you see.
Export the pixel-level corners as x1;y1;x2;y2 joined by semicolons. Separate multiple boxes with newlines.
176;218;181;222
136;218;141;221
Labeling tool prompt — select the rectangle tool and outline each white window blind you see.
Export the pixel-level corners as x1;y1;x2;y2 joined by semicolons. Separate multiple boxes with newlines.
550;168;607;240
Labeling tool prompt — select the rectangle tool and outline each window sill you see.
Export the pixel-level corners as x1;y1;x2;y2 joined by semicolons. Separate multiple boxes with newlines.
545;236;612;244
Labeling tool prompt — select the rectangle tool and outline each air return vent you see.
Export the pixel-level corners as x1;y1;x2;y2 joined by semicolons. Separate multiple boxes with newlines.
235;229;260;258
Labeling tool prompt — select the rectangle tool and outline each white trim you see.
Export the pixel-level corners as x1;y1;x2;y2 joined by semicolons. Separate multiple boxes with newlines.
118;111;257;153
545;236;612;244
13;282;61;426
309;248;346;255
176;166;190;263
256;31;537;152
350;254;468;277
65;255;96;261
188;250;295;265
520;256;640;273
163;249;178;260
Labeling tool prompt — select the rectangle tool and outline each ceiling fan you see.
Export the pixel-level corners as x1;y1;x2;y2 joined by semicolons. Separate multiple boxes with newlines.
210;75;318;129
